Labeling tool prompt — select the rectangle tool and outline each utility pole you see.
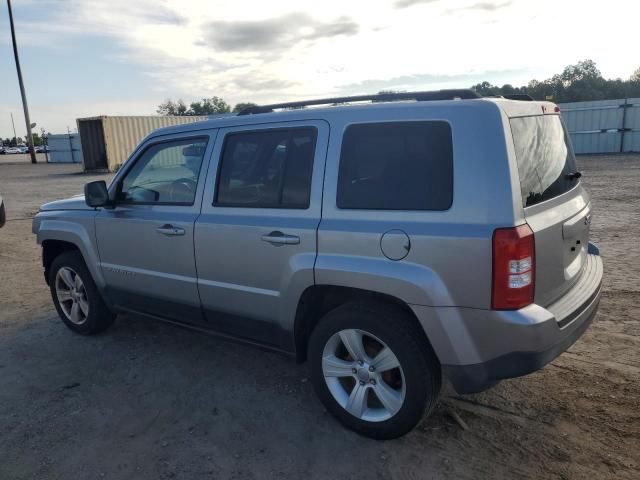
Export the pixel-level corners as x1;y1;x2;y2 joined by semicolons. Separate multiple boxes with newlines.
10;113;17;144
6;0;36;163
41;127;49;163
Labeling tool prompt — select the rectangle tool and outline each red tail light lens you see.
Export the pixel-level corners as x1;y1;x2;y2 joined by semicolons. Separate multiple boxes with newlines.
492;224;535;310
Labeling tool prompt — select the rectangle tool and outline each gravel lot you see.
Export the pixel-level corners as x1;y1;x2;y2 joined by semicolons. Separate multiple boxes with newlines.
0;155;638;479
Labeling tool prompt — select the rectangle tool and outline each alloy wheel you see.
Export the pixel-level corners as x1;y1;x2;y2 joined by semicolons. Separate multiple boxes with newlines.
55;267;89;325
322;328;406;422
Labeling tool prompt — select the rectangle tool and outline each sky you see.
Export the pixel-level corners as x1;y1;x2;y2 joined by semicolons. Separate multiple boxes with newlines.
0;0;637;137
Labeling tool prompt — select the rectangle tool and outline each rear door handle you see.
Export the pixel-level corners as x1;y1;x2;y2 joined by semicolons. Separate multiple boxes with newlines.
156;224;185;236
261;231;300;245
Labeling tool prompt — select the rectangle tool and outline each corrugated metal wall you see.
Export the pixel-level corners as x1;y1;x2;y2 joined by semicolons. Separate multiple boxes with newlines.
77;115;208;171
559;98;640;154
47;134;83;163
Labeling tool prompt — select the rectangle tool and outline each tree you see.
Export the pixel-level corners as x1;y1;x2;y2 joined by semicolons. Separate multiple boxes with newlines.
471;59;639;102
158;96;232;116
6;137;23;147
232;102;258;113
157;99;188;116
189;97;231;115
558;59;602;86
471;81;502;96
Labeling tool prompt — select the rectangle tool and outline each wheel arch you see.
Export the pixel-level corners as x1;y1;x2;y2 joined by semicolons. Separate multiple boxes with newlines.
38;220;105;288
293;285;437;363
42;239;82;284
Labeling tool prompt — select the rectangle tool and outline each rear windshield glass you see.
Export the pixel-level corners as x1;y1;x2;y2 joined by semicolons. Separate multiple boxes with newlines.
510;115;579;207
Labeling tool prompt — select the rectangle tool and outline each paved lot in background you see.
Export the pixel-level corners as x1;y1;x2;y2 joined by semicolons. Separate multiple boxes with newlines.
0;157;638;479
0;152;50;166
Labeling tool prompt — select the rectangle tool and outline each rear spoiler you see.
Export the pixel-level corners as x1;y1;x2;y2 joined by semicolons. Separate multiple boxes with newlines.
502;94;534;101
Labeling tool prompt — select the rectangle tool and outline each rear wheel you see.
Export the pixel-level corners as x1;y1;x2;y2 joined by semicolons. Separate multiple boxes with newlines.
308;302;441;439
49;251;115;335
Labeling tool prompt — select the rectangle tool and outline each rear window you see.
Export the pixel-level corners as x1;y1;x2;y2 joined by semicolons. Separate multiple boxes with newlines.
215;127;316;209
337;121;453;210
510;115;579;207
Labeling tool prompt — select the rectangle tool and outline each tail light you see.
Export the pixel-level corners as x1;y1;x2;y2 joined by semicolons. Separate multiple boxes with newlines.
492;224;535;310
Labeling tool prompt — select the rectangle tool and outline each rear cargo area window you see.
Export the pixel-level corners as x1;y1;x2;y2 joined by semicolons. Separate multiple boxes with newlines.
337;121;453;210
510;115;579;207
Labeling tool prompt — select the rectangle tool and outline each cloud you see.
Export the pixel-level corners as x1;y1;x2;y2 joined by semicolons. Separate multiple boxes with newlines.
337;69;533;95
465;1;512;11
203;13;359;52
231;75;296;91
394;0;440;9
395;0;513;12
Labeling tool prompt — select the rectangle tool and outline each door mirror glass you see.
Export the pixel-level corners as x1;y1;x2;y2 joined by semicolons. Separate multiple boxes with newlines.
84;180;110;207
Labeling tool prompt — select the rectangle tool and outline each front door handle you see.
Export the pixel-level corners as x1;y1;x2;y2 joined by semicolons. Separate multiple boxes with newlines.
156;224;185;236
261;231;300;245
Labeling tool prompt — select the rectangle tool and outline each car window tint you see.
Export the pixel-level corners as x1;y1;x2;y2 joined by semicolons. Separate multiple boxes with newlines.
337;122;453;210
509;115;579;207
216;127;316;208
119;138;208;205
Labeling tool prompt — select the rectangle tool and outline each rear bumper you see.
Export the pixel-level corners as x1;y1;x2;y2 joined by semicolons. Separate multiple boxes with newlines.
412;247;603;394
443;291;599;393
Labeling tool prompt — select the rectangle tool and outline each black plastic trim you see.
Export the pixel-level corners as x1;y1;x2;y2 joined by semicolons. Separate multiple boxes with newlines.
443;294;600;394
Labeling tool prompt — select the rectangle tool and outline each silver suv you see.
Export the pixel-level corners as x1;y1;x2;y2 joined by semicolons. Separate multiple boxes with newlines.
33;90;603;439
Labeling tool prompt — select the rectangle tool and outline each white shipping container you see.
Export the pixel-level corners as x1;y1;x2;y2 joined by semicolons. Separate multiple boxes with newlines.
47;133;83;163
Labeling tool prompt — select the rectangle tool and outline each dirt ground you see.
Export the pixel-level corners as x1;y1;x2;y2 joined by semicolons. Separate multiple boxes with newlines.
0;155;638;479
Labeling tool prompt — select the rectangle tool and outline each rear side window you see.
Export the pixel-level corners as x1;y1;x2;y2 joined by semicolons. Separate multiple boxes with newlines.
510;115;579;207
215;127;316;208
337;121;453;210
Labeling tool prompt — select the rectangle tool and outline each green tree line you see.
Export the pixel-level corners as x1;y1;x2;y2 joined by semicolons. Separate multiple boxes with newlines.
471;60;640;102
157;97;257;116
1;133;44;147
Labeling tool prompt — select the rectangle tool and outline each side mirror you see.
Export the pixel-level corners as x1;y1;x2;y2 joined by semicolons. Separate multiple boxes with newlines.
84;180;110;208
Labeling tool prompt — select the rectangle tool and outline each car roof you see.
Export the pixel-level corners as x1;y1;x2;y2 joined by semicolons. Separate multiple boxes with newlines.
148;96;556;138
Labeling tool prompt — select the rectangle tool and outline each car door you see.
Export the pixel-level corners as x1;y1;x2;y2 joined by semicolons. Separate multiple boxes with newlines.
195;120;329;350
95;130;217;323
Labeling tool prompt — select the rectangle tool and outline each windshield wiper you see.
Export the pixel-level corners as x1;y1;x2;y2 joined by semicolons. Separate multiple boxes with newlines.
565;171;582;180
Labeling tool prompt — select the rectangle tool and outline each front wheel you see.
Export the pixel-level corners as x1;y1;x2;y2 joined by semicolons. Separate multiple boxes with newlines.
308;302;441;439
49;251;115;335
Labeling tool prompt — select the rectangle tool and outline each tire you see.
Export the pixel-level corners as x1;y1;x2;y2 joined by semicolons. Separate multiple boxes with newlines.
49;251;115;335
308;301;441;440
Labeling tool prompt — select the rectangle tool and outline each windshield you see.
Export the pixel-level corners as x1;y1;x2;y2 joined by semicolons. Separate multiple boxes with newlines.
510;114;579;207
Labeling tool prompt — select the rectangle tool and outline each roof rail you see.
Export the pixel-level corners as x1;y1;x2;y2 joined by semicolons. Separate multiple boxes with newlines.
237;89;481;115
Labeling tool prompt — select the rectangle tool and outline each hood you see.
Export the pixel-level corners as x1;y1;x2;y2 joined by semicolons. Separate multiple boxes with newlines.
40;195;91;211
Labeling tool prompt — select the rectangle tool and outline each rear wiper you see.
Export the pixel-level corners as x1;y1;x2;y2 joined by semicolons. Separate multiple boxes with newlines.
565;171;582;180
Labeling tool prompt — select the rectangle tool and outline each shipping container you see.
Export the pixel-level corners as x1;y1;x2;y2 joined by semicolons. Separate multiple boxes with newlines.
47;133;83;163
559;98;640;154
76;115;208;171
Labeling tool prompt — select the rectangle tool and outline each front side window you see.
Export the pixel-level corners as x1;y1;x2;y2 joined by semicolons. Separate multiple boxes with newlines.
118;138;208;205
215;127;316;208
337;121;453;210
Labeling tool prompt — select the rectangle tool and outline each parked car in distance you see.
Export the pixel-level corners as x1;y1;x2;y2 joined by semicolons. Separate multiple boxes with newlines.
5;147;21;154
32;90;603;439
35;146;50;153
0;145;5;154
